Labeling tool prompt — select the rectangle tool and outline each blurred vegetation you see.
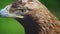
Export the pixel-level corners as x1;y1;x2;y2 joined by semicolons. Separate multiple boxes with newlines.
0;18;25;34
0;0;15;9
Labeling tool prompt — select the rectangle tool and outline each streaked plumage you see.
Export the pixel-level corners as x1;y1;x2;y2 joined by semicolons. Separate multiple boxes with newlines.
0;0;60;34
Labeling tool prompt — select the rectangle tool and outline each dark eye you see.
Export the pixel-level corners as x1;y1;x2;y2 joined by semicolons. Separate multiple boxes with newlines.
21;9;26;12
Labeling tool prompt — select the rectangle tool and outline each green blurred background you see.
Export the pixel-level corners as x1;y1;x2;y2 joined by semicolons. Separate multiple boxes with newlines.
0;0;60;34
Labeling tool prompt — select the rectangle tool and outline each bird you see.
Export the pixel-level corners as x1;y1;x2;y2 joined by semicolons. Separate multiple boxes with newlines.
0;0;60;34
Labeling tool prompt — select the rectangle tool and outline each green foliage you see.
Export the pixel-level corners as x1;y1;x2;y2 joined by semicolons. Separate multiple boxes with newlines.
0;18;25;34
0;0;15;9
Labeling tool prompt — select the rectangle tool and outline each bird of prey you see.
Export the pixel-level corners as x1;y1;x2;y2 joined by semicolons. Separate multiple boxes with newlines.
0;0;60;34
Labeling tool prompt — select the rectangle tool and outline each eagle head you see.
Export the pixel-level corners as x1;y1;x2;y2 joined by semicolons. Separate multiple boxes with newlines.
0;0;40;18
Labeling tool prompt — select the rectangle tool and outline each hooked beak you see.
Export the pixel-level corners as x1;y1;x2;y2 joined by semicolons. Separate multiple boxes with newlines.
0;5;24;18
